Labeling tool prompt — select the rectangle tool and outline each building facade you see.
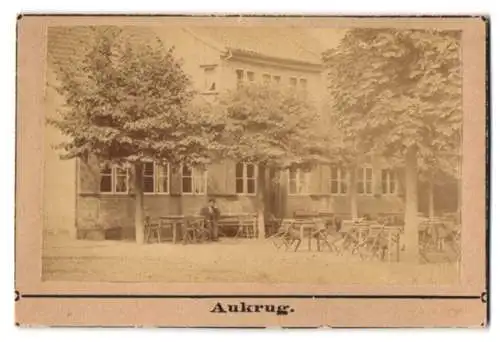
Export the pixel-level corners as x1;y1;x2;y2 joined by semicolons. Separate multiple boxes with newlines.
44;26;457;239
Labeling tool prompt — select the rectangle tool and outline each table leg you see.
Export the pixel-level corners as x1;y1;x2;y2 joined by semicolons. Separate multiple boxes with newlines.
387;232;392;262
308;228;312;251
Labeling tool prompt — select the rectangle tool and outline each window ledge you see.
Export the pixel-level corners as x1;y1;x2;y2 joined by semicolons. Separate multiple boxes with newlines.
200;91;219;95
79;192;133;198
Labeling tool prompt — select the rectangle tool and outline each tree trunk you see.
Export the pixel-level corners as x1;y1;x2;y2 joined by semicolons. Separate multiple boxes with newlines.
134;162;145;244
428;176;435;219
349;166;358;220
256;163;266;239
402;145;419;262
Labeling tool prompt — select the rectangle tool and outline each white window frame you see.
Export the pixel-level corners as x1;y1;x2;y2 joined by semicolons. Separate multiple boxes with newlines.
357;166;373;195
236;68;245;87
330;166;348;195
246;70;255;83
181;165;208;195
262;73;271;85
235;162;258;195
143;162;170;195
299;77;307;88
381;169;398;195
99;164;129;194
288;168;311;195
289;76;298;87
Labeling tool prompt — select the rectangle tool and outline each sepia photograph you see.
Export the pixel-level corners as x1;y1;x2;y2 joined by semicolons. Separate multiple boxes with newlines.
15;15;487;327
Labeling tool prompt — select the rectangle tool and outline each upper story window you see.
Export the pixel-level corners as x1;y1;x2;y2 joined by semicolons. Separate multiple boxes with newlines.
357;166;373;195
288;167;310;195
236;69;244;87
246;71;255;83
262;73;271;85
381;169;397;195
289;77;298;87
100;164;129;194
236;162;257;194
203;66;217;92
143;162;170;194
182;165;207;195
299;78;307;90
273;75;281;84
236;69;256;86
330;166;348;195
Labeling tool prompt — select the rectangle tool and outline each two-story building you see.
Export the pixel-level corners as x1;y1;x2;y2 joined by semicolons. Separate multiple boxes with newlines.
44;26;458;240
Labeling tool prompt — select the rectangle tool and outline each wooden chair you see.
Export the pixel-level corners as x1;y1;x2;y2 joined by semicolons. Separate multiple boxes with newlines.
144;216;161;244
270;219;302;251
357;224;386;261
235;214;257;238
181;216;206;244
310;218;334;252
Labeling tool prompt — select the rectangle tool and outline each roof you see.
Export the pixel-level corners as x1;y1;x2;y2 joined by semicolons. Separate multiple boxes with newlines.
186;27;324;65
47;26;161;70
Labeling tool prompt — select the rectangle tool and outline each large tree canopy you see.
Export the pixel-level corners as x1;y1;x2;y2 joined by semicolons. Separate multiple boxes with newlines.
324;28;461;160
215;83;327;238
215;83;327;169
49;26;223;169
49;26;223;243
324;28;462;261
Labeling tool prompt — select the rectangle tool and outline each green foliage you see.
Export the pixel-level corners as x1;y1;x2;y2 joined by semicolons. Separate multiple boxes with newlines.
323;28;462;177
48;26;222;168
215;83;327;169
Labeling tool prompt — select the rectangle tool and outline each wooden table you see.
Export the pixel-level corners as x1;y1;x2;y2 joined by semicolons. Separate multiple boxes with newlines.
294;218;331;252
159;215;204;244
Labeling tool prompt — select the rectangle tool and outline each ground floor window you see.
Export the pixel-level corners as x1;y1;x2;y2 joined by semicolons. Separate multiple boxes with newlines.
100;164;129;194
182;165;207;194
143;162;170;194
236;162;257;194
357;166;373;195
330;166;348;194
381;169;397;194
288;167;310;195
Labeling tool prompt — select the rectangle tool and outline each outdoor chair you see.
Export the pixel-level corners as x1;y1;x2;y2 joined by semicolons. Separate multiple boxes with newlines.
270;219;302;251
181;216;207;244
144;216;161;243
339;220;370;255
357;224;387;261
235;214;257;238
310;218;334;252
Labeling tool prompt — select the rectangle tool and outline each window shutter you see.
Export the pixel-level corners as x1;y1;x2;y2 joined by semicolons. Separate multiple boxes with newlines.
320;165;331;194
225;160;236;194
207;162;227;194
78;156;100;194
310;166;323;194
170;164;182;195
373;167;383;196
396;167;405;197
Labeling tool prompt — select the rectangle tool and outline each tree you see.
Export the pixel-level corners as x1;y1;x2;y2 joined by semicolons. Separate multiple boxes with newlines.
48;26;223;243
215;84;326;239
324;28;461;261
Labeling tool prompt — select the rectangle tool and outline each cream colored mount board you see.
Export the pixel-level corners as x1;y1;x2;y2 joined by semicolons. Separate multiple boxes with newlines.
15;14;488;328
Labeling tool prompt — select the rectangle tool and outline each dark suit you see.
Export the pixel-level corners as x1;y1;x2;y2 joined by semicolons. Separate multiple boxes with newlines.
200;205;221;240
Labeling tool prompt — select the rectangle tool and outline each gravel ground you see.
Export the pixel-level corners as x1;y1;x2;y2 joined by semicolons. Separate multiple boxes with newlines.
42;233;460;284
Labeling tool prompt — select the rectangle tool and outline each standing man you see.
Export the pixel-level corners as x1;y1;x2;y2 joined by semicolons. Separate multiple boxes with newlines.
200;198;221;241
